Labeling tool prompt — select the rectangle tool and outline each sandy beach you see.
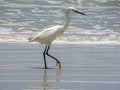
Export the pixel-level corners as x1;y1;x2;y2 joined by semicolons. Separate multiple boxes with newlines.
0;43;120;90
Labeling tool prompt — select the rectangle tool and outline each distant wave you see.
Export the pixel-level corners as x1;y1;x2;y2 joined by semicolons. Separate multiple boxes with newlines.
1;0;120;6
0;34;119;45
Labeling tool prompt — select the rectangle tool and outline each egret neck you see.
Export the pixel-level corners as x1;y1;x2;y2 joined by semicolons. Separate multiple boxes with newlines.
63;10;70;30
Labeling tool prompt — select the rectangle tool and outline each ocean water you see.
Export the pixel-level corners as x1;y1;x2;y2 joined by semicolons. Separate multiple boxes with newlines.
0;0;120;44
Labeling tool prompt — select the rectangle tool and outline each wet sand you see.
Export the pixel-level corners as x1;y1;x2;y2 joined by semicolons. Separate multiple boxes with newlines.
0;43;120;90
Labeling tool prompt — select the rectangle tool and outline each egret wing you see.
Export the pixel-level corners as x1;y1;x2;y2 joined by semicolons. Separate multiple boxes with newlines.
28;25;63;43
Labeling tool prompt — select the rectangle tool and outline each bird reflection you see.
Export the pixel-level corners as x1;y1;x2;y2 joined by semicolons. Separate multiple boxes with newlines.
42;69;61;90
29;67;61;90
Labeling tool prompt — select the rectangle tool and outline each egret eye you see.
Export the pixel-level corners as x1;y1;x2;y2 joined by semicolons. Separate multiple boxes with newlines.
72;9;77;13
72;9;76;12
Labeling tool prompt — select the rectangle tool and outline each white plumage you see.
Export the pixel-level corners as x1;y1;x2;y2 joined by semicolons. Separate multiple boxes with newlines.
28;7;85;69
29;25;64;44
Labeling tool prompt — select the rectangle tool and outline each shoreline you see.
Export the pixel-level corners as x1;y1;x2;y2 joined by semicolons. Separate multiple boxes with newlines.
0;40;120;45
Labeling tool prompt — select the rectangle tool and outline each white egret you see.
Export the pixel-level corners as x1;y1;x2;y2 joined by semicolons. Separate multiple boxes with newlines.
28;7;85;69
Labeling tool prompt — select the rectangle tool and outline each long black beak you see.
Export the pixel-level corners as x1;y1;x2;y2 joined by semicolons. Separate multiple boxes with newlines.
75;10;85;15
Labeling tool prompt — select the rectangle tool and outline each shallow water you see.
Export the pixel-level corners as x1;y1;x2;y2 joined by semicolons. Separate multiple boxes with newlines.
0;43;120;90
0;0;120;43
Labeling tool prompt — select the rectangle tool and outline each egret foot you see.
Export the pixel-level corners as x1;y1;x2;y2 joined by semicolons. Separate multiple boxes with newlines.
56;60;61;69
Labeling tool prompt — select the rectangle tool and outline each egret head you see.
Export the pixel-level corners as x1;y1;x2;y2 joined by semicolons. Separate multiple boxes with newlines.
65;7;85;15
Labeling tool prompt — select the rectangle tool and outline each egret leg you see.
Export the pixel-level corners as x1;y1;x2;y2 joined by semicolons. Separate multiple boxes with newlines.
46;45;61;69
43;46;48;69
